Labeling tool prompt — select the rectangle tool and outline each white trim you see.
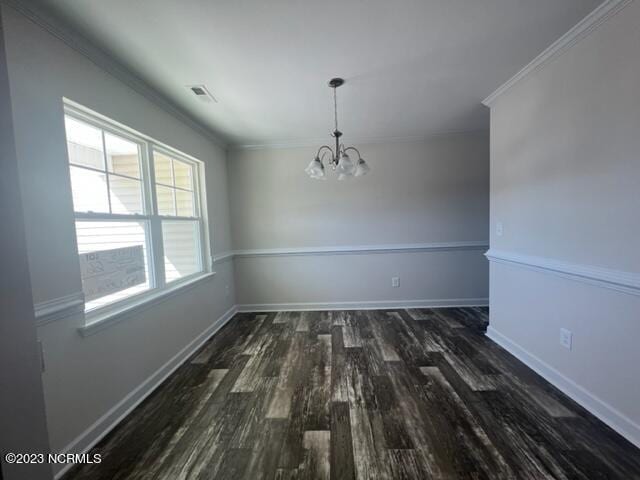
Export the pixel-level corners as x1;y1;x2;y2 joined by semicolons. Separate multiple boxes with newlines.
212;251;235;264
64;102;214;329
4;0;488;150
3;0;226;148
237;298;488;312
35;243;486;328
232;241;489;259
79;272;216;337
34;292;85;326
482;0;633;107
231;129;488;151
64;100;206;169
486;326;640;449
53;305;238;479
486;249;640;296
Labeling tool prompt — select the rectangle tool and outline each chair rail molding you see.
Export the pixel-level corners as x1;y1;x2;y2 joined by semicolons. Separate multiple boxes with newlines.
486;249;640;296
482;0;633;107
212;251;235;264
232;241;489;259
34;291;85;326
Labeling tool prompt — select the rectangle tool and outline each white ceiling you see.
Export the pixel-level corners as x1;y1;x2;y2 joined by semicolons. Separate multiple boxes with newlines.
36;0;601;146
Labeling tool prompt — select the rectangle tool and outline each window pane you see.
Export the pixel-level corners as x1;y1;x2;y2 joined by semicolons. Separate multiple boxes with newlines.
156;185;175;215
65;116;104;169
109;175;143;214
176;189;195;217
173;159;193;190
154;152;173;185
106;133;140;178
162;220;201;282
76;220;151;310
70;166;109;213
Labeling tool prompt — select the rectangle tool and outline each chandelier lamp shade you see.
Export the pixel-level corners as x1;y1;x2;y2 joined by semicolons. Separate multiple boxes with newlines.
305;78;370;180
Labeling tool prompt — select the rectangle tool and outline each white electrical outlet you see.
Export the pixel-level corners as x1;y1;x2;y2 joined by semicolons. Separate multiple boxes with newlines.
496;221;504;237
560;328;572;350
391;277;400;288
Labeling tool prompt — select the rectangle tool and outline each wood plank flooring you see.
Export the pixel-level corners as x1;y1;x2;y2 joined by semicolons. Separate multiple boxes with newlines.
65;308;640;479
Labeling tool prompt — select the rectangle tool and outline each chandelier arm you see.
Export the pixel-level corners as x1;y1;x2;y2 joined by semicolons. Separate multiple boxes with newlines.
319;151;331;163
343;146;362;160
315;145;335;162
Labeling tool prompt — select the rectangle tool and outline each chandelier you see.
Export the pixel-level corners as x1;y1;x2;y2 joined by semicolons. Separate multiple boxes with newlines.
305;78;370;180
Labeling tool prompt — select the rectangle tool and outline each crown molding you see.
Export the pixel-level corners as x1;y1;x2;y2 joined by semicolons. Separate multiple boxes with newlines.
3;0;489;152
486;249;640;296
482;0;633;107
2;0;228;149
229;129;489;151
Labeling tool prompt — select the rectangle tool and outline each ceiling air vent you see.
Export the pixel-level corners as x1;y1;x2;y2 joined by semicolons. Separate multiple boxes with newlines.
186;85;217;103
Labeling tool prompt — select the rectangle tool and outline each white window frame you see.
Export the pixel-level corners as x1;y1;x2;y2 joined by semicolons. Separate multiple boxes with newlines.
151;145;208;284
63;100;212;328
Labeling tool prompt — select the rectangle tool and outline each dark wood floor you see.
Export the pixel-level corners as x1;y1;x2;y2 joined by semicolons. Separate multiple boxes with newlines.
65;308;640;479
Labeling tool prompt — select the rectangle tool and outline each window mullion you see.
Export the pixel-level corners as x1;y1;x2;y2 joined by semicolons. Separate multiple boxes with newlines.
193;163;201;218
101;131;113;213
171;159;178;216
195;165;209;271
144;144;158;217
146;144;165;289
198;219;206;272
150;216;165;288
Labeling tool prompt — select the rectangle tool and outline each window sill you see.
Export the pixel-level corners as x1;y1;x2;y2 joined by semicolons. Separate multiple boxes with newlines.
79;272;216;337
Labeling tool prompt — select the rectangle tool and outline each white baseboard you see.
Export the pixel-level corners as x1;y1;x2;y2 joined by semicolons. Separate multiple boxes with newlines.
53;305;238;479
237;298;488;312
486;326;640;449
49;303;638;479
52;299;489;478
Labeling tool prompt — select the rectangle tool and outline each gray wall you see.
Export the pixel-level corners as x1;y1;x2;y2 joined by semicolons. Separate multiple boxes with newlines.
2;4;235;460
487;0;640;446
228;133;490;307
0;5;52;478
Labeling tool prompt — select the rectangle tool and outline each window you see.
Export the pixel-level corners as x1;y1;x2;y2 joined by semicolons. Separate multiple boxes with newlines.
64;105;209;314
152;150;203;283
